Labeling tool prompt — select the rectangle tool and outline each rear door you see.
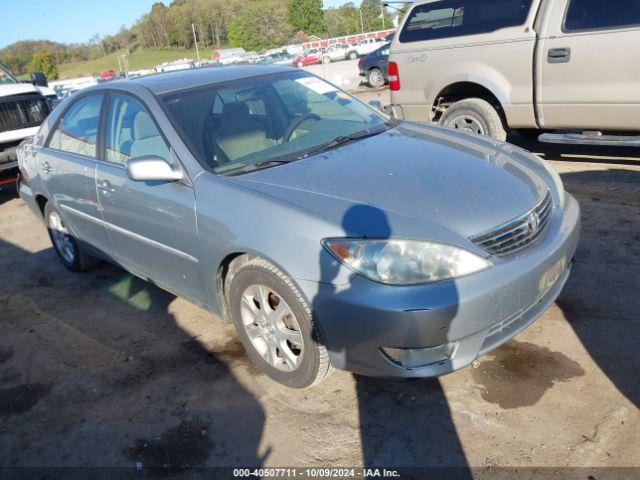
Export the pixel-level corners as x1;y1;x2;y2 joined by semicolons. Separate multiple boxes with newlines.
538;0;640;129
40;93;113;256
95;91;205;303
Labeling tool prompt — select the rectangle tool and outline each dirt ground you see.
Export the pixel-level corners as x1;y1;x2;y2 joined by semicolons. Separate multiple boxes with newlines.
0;90;639;478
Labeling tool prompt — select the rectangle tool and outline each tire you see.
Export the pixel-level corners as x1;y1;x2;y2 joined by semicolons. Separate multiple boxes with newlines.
366;68;385;88
439;98;507;141
296;60;304;68
348;51;358;60
322;56;331;64
44;202;99;272
226;256;332;388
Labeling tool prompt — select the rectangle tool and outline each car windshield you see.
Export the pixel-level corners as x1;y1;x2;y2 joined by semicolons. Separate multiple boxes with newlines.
162;70;390;174
0;65;19;84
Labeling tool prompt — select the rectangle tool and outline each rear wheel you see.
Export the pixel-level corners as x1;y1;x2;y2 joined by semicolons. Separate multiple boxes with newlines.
226;256;332;388
348;51;358;60
45;202;99;272
367;68;385;88
439;98;507;141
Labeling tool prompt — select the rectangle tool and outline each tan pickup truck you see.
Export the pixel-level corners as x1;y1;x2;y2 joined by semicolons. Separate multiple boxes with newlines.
387;0;640;145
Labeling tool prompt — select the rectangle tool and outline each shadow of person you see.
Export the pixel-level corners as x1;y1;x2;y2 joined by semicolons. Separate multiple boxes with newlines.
552;167;640;409
314;205;471;478
0;235;267;473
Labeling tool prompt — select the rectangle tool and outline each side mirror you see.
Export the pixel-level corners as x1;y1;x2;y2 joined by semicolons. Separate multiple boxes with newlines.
31;71;48;87
368;99;383;112
126;156;184;182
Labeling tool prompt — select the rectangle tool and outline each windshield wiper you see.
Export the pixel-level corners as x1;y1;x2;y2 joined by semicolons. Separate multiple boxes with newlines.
224;158;295;176
300;128;386;159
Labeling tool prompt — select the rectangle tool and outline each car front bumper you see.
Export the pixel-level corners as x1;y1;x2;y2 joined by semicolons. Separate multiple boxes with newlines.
297;194;581;377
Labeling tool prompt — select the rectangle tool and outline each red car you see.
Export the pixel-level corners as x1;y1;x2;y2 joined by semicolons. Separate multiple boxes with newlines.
293;50;321;68
99;70;119;81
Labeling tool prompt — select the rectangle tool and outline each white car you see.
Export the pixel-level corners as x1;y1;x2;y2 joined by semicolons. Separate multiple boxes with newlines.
354;38;388;57
321;44;351;63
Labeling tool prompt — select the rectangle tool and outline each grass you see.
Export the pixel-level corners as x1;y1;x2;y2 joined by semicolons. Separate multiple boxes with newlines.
57;47;216;79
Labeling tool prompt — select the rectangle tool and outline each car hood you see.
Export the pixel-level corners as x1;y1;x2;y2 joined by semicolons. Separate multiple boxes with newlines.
228;123;550;243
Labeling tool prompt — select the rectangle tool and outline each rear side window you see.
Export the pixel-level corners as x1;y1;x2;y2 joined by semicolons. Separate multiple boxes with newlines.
400;0;533;43
564;0;640;32
48;94;103;158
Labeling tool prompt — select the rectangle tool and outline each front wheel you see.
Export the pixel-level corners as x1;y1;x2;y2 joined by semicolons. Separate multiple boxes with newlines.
439;98;507;141
44;202;99;272
226;256;332;388
366;68;385;88
322;56;331;64
296;60;304;68
348;51;358;60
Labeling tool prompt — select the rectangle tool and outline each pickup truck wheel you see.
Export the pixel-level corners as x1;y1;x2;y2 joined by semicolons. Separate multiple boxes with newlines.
322;56;331;64
367;68;385;88
44;202;99;272
440;98;507;141
226;256;332;388
348;51;358;60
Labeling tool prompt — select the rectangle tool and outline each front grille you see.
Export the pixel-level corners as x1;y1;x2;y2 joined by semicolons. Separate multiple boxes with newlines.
470;190;552;256
0;94;50;133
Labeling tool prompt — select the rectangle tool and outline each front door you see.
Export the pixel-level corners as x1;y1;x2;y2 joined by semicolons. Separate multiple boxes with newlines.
96;92;205;304
538;0;640;130
40;93;113;256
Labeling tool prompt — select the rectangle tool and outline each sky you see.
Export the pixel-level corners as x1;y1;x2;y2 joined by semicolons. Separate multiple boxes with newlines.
0;0;353;49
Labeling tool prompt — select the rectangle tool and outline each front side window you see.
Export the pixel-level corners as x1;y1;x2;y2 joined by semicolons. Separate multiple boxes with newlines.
162;71;388;174
48;94;103;158
400;0;533;43
104;93;170;165
564;0;640;31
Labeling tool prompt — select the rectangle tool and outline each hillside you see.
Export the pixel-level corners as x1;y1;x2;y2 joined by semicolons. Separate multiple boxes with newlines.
57;47;216;78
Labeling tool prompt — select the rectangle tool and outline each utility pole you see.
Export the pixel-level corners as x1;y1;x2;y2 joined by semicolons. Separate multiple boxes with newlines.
359;8;365;33
192;23;200;61
381;5;386;29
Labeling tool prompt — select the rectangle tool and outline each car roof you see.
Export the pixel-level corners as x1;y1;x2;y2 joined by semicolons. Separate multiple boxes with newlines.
105;64;297;96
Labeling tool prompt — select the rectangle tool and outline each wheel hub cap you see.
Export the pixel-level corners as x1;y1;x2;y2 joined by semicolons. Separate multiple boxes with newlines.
49;211;75;264
240;284;304;372
447;115;485;135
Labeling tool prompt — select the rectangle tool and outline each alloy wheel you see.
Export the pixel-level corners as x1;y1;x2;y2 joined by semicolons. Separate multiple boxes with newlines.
240;284;304;372
49;211;75;264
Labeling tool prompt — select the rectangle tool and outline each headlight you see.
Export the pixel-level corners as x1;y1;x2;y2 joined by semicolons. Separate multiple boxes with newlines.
323;239;491;285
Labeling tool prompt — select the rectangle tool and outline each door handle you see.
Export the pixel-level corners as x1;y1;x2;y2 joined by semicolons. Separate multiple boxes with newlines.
548;47;571;63
41;161;53;174
99;180;115;195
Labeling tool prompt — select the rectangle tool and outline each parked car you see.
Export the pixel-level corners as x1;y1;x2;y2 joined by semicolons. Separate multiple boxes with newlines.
388;0;640;145
99;70;119;81
212;48;247;65
1;64;57;189
18;66;580;388
255;52;296;66
293;50;321;68
321;44;351;64
358;44;390;88
352;38;388;57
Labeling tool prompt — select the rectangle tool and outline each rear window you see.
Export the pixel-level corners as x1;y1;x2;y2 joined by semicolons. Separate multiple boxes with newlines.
564;0;640;32
399;0;533;43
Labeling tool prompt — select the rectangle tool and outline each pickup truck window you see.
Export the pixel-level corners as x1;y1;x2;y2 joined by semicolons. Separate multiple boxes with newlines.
399;0;533;43
564;0;640;32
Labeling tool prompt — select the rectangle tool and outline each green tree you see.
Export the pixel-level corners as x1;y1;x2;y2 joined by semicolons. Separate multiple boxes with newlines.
288;0;326;36
324;3;361;36
30;50;58;80
360;0;391;31
228;1;293;51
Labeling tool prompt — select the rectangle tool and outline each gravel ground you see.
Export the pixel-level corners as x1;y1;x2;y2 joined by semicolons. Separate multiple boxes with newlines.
0;89;638;477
